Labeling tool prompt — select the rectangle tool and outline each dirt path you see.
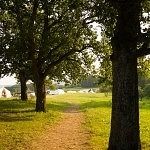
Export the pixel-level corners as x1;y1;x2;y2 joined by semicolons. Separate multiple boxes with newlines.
30;104;90;150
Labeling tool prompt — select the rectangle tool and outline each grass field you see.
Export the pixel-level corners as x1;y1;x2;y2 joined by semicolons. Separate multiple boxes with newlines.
0;93;150;149
0;97;69;150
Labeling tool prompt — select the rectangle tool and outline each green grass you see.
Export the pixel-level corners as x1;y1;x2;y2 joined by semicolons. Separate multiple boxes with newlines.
79;94;111;150
140;98;150;150
0;97;69;150
49;93;150;150
79;94;150;150
46;93;111;150
0;94;150;150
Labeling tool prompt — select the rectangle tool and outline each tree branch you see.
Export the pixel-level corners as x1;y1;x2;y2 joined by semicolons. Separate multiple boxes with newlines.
28;0;39;56
43;45;92;77
39;24;86;65
66;58;78;62
28;0;39;34
38;0;49;59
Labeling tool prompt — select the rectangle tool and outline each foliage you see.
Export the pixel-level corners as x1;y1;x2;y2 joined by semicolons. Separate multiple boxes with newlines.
143;84;150;98
138;86;144;100
5;85;21;95
44;79;55;90
138;58;150;80
1;0;100;79
6;83;35;95
0;6;31;78
0;0;103;111
80;75;98;88
0;0;119;83
138;58;150;99
98;84;112;96
96;37;150;90
94;36;112;88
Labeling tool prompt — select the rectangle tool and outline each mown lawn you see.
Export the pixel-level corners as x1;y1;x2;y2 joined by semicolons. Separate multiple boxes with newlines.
47;93;150;150
79;94;150;150
0;93;149;150
55;93;112;150
0;97;69;150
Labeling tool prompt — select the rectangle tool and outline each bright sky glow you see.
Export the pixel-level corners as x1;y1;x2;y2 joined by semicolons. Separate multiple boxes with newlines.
0;76;17;86
91;22;102;41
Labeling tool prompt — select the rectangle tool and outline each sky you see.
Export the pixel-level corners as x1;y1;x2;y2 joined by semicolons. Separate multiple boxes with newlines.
0;76;17;86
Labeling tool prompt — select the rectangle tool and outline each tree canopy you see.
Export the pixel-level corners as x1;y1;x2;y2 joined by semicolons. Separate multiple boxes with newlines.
1;0;101;111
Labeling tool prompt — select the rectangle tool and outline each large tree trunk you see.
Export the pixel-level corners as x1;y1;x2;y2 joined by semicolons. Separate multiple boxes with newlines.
28;32;46;112
35;77;46;112
31;57;46;112
109;54;140;149
108;1;141;149
19;70;28;101
30;49;46;112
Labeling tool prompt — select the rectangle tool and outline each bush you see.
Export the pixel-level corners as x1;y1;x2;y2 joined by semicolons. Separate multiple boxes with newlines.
143;84;150;98
98;85;112;97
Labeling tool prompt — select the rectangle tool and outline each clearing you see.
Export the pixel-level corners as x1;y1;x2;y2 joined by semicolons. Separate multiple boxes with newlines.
0;93;150;149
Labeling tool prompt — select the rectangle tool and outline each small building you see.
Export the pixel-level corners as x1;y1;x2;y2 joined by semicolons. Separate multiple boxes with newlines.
0;87;12;98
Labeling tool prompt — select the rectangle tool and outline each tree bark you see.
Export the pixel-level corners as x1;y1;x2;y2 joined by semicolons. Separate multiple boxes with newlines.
108;53;140;149
31;57;46;112
19;70;28;101
35;77;46;112
108;1;141;149
30;52;46;112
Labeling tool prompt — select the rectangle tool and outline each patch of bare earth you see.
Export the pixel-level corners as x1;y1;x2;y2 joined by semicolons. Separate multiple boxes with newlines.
30;104;91;150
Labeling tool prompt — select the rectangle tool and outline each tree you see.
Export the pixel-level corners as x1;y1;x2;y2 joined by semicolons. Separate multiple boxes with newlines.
26;0;99;112
1;0;100;111
0;37;31;101
80;75;98;88
0;4;32;101
105;0;150;149
96;36;112;87
86;0;149;148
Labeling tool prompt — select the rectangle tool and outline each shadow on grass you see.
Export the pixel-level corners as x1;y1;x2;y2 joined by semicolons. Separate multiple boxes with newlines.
0;109;35;114
0;99;70;122
80;100;112;111
0;99;35;111
0;98;113;122
0;99;70;112
47;101;71;112
80;100;150;111
140;100;150;110
80;99;150;111
0;113;34;122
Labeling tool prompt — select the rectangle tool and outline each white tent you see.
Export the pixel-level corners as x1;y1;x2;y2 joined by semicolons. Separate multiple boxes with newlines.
47;89;65;95
0;87;12;98
56;89;65;95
